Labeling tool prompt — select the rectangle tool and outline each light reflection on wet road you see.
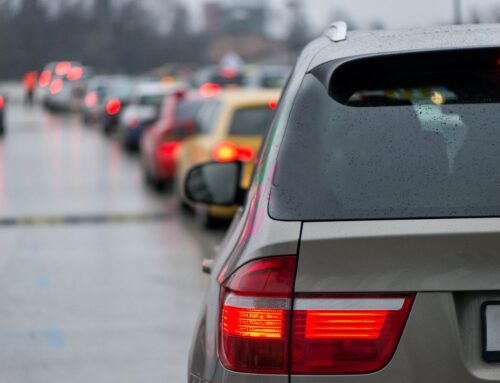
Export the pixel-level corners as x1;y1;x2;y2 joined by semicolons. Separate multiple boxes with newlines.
0;95;224;382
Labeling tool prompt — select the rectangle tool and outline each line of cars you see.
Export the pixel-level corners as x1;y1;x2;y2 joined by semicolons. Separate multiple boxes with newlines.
39;23;500;383
43;62;289;228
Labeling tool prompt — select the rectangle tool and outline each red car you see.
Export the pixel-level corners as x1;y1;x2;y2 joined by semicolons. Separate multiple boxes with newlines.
140;89;203;190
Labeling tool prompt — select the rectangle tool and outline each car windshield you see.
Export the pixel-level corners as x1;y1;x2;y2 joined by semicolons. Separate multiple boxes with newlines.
270;50;500;221
229;105;275;135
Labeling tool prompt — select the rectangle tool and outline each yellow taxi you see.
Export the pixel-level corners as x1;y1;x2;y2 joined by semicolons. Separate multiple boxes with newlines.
176;88;281;226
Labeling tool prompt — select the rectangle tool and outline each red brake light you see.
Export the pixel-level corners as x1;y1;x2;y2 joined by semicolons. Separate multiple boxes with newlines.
49;79;63;95
291;295;414;374
106;99;121;115
199;83;221;98
85;92;98;108
269;99;278;110
212;142;255;163
156;141;180;162
0;96;4;110
39;70;52;87
219;257;414;375
219;256;297;374
67;66;83;81
212;142;239;162
236;146;254;162
55;62;71;76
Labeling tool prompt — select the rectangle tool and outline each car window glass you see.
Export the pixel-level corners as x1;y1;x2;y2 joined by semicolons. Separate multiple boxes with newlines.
271;53;500;220
229;106;275;136
197;101;221;133
175;100;202;121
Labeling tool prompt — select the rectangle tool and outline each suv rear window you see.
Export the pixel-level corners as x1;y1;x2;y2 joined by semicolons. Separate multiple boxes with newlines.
229;106;275;136
270;49;500;221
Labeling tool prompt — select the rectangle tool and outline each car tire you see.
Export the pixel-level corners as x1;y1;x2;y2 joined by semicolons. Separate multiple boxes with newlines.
144;171;166;192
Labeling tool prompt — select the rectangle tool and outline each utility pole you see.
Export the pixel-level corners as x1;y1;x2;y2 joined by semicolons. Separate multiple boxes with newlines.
453;0;462;24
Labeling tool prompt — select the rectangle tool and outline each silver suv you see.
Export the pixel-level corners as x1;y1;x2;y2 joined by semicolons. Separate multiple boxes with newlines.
185;23;500;382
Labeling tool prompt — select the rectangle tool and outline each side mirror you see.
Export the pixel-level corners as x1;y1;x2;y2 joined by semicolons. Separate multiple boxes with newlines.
184;161;245;206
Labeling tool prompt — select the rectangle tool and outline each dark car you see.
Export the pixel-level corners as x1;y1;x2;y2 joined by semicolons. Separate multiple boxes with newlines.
118;82;178;151
184;23;500;383
81;75;126;124
99;77;135;135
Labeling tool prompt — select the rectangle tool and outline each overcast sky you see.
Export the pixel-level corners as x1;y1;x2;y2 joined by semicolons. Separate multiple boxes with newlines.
161;0;500;34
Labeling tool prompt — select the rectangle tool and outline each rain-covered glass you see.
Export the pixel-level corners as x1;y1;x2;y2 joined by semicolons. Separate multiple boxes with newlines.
271;53;500;220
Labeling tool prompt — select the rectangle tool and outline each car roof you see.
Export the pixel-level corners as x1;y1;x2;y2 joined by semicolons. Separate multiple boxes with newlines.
307;23;500;70
217;89;281;106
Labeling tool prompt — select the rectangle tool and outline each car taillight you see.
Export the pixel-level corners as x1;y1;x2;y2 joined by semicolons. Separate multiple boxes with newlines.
199;83;221;98
39;70;52;87
219;256;297;374
85;92;98;108
212;142;255;163
156;141;180;162
106;99;121;115
269;99;278;110
0;96;4;110
219;259;414;376
55;61;71;76
67;66;83;81
49;79;63;95
291;295;414;374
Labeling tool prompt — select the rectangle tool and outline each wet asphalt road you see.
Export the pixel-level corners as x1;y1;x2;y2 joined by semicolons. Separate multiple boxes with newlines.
0;88;224;382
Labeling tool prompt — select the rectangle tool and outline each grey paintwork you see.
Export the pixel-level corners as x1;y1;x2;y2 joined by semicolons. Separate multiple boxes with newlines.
188;23;500;382
297;218;500;292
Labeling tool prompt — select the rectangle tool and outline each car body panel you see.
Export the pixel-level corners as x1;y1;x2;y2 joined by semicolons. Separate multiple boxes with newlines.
296;218;500;293
308;24;500;71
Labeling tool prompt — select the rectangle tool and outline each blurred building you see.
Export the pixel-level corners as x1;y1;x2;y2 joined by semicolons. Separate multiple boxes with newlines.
203;2;288;64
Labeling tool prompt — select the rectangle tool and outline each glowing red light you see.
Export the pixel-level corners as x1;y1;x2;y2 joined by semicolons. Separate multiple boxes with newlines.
304;310;388;339
219;257;297;375
199;83;221;98
67;66;83;81
106;99;121;115
222;306;286;339
84;92;98;108
269;99;278;110
212;142;255;163
212;142;239;162
157;141;180;160
292;296;414;374
39;70;52;87
55;62;71;76
0;96;4;110
236;146;254;162
49;79;63;95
